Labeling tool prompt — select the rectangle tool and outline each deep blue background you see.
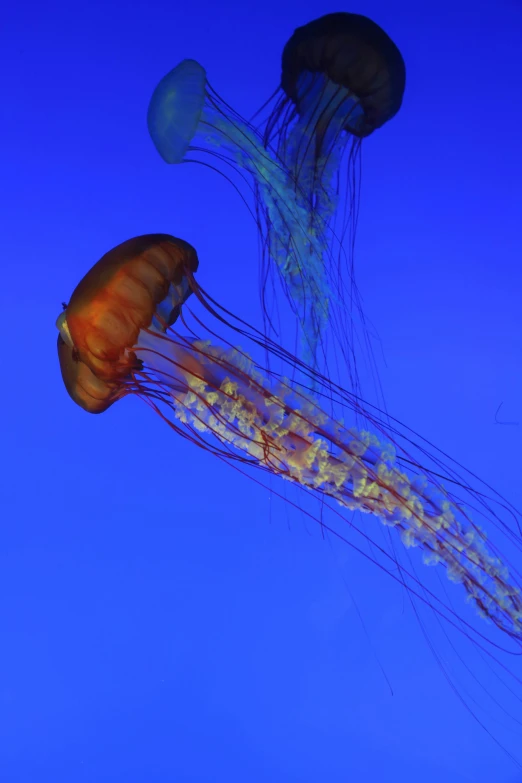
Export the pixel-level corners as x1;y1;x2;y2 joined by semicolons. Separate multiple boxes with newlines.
2;0;522;780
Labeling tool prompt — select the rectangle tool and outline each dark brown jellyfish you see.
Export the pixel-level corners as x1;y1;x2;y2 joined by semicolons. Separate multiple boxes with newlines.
253;12;406;392
277;12;406;141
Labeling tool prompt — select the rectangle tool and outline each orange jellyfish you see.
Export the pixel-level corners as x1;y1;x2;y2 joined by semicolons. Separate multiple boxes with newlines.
57;233;522;636
56;233;522;760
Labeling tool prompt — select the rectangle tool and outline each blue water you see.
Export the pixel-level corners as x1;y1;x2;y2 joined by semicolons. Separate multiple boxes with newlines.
2;0;522;780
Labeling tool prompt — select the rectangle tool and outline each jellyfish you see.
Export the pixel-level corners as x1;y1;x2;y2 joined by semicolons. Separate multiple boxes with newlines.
262;12;405;210
57;233;522;630
147;58;351;374
57;233;522;761
256;12;406;392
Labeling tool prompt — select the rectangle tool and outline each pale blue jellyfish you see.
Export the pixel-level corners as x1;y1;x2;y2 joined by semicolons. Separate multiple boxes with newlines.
148;58;342;371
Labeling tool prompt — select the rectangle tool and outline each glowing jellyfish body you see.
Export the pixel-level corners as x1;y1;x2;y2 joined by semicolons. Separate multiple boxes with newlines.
147;59;337;367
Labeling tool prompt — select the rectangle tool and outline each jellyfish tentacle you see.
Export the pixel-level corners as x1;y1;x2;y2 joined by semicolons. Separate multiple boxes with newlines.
133;329;522;639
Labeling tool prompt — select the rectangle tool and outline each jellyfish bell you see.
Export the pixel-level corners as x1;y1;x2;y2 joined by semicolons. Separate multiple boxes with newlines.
279;12;406;140
267;11;406;162
147;59;207;164
56;234;199;413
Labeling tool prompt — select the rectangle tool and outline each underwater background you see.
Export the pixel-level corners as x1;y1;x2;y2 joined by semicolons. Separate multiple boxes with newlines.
2;0;522;780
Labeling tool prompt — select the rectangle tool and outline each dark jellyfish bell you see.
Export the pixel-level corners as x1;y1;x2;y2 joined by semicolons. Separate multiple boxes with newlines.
281;12;406;137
